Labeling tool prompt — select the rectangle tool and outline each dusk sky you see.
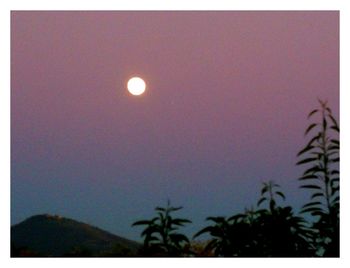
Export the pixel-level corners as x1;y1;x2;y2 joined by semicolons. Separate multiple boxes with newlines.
11;11;339;241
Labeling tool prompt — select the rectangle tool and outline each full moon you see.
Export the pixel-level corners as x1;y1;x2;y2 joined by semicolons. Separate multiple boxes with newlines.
127;77;146;96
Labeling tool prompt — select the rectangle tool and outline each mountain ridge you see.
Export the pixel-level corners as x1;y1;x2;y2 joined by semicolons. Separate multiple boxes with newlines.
11;214;141;257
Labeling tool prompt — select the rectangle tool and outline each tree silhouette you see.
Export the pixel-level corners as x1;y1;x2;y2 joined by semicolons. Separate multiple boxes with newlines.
297;100;339;256
132;200;192;256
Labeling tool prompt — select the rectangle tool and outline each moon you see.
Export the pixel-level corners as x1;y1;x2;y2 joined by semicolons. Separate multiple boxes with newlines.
127;77;146;96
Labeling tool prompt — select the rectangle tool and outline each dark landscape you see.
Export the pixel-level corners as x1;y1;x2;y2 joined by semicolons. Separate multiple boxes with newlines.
11;214;141;257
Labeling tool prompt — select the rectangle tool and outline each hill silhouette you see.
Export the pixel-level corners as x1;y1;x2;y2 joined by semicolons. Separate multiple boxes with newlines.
11;214;141;257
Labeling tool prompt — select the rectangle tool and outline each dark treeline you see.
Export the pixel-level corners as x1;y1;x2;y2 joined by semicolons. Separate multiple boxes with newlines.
132;100;339;257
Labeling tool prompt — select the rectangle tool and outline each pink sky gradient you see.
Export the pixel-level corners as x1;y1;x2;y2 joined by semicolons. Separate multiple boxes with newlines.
11;11;339;240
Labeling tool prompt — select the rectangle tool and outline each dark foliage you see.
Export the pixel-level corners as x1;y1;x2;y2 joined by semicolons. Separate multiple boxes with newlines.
194;182;315;257
296;100;339;256
132;200;192;256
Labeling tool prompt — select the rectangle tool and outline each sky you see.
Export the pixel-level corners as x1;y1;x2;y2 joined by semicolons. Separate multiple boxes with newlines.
11;11;339;241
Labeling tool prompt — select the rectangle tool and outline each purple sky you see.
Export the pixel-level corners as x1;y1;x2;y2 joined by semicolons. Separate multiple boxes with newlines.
11;11;339;241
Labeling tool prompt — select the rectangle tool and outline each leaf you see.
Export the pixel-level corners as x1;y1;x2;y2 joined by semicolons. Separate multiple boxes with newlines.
276;191;286;200
297;157;318;165
144;235;160;245
298;174;319;181
327;152;339;159
257;197;267;207
310;211;327;217
206;216;226;223
300;207;323;214
171;218;192;226
298;134;321;158
300;184;323;190
328;114;339;132
303;165;322;176
228;214;246;222
302;201;323;208
311;192;325;199
327;145;339;151
330;157;339;163
132;220;153;226
330;139;339;145
168;206;183;212
193;226;216;238
261;185;268;195
297;144;315;157
331;125;339;132
141;225;160;237
325;106;332;113
304;123;318;136
308;133;322;145
307;109;319;118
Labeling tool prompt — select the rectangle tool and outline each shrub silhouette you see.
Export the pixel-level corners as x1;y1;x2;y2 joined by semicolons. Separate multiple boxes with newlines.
193;216;235;256
194;182;314;257
132;200;192;256
297;99;339;256
255;181;315;256
253;208;315;256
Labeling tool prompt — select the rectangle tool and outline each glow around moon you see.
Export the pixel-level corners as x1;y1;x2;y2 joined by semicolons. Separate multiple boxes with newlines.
127;77;146;96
